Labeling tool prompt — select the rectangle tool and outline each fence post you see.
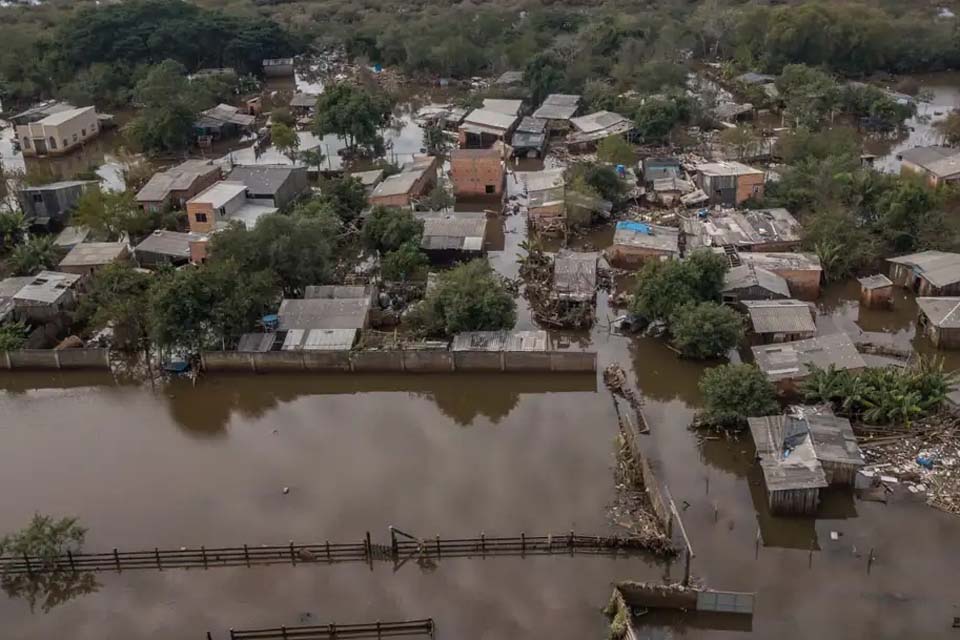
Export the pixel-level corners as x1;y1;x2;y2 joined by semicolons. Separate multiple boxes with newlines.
326;540;331;563
428;618;436;639
683;549;691;586
23;553;32;577
281;625;288;640
435;535;441;558
206;633;213;640
243;544;250;568
389;526;398;559
229;629;236;640
376;621;382;640
155;547;162;570
289;541;296;566
521;532;525;557
480;531;485;554
114;548;121;572
67;549;76;573
201;546;208;569
568;530;574;556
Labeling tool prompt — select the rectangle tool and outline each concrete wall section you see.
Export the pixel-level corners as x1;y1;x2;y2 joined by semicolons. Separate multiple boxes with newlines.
0;349;109;370
351;350;405;372
402;350;454;372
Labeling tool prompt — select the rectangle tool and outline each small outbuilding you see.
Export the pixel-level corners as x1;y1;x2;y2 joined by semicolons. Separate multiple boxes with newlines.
748;414;828;515
278;286;375;332
721;264;790;304
552;250;598;306
566;111;634;150
134;230;208;268
887;250;960;296
226;164;309;209
58;242;129;276
511;117;547;159
917;297;960;349
350;169;384;194
11;270;82;323
533;94;581;135
605;221;680;269
136;159;221;213
742;299;816;344
450;146;505;197
737;252;823;300
694;161;765;207
17;181;96;224
458;109;519;148
416;212;487;262
899;146;960;187
752;333;866;394
368;156;438;208
858;274;894;308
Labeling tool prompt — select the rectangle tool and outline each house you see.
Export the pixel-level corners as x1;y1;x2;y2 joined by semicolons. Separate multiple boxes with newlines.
416;211;487;262
194;104;256;141
752;333;867;393
721;264;791;304
17;181;96;223
641;157;681;185
736;72;777;86
858;274;894;308
227;165;309;209
134;230;209;268
649;177;696;206
917;297;960;349
533;94;581;134
262;58;295;77
519;169;566;232
451;330;550;352
694;161;765;206
16;105;100;157
887;250;960;296
0;276;35;324
511;117;547;159
9;100;78;126
450;146;505;197
567;111;634;149
899;146;960;187
482;99;523;117
748;409;863;515
135;160;221;214
742;299;816;344
11;271;82;323
684;208;802;252
58;242;129;276
350;169;385;194
369;156;438;208
458;109;518;148
605;221;681;268
277;286;375;351
737;252;823;299
185;181;278;233
552;251;598;307
715;101;754;123
280;328;359;352
288;93;318;117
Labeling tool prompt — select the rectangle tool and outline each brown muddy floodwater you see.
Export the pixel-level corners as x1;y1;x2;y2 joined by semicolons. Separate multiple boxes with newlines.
2;278;960;639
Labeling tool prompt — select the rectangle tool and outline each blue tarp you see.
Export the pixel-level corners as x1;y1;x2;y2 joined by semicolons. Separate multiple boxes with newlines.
616;221;652;235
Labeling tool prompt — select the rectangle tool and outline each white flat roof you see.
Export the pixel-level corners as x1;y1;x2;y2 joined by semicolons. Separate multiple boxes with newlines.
189;181;247;209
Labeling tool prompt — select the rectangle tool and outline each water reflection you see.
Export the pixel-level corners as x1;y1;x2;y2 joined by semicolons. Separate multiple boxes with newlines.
2;570;100;614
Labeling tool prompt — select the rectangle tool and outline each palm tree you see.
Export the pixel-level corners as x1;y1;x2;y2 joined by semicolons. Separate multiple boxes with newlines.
0;210;28;250
9;236;59;275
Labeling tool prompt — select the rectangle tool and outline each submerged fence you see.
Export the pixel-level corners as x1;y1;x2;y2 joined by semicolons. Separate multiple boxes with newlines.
0;348;110;370
0;528;667;577
208;618;436;640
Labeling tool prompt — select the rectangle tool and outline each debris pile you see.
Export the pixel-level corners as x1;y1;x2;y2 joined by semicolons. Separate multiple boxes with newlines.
609;432;674;553
604;363;649;433
857;418;960;515
517;245;596;328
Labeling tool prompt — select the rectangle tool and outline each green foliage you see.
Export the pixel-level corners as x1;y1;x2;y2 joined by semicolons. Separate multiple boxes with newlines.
408;259;516;336
71;189;150;242
124;60;204;154
149;260;278;352
565;163;625;204
632;95;693;143
9;237;59;276
422;125;450;156
381;242;428;282
209;214;338;297
936;111;960;146
361;206;423;254
420;186;454;212
698;363;780;429
77;264;153;351
800;358;956;426
596;136;635;166
669;302;744;359
0;210;27;249
526;51;566;105
271;107;295;128
317;176;369;224
0;514;86;569
271;122;300;160
630;250;729;321
774;127;861;165
312;83;393;154
0;320;28;352
802;207;879;282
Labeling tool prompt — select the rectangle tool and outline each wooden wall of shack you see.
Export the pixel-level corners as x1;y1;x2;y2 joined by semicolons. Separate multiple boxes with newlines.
769;487;819;516
889;262;960;296
820;460;858;486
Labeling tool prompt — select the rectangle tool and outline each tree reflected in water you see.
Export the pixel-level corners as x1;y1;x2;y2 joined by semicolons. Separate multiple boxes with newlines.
2;570;100;614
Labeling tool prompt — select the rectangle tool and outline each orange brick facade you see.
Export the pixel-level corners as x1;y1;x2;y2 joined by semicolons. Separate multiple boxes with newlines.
450;149;505;197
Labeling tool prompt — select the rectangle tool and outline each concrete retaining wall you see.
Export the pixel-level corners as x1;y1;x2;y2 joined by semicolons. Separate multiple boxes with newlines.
201;349;597;374
0;349;110;370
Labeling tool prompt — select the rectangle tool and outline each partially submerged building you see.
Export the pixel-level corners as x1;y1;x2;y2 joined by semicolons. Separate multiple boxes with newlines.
567;111;634;150
416;211;487;262
11;271;82;323
288;93;318;117
186;181;278;233
0;276;33;324
533;94;580;134
748;410;864;515
481;98;523;117
17;181;96;224
552;250;598;309
458;109;518;148
742;299;816;344
262;58;294;77
450;147;505;197
511;117;547;159
368;156;438;208
721;264;790;304
135;159;221;214
858;274;894;308
194;104;256;142
134;230;208;269
685;208;802;252
15;104;100;157
752;333;866;393
899;146;960;187
451;330;550;352
694;161;765;207
519;169;566;232
226;165;309;209
887;250;960;296
917;297;960;349
605;221;681;268
58;242;129;277
276;286;375;351
641;157;681;185
737;252;823;299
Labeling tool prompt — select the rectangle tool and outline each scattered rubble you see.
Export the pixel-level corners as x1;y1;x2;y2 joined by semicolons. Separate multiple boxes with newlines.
604;363;650;433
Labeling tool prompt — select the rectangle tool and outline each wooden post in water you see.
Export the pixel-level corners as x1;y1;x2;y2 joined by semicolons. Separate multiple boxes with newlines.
569;530;575;556
435;535;441;559
326;540;331;563
376;621;382;639
23;553;32;578
280;625;288;640
755;527;761;559
243;544;250;568
155;548;161;570
365;531;373;569
480;532;485;555
683;549;691;586
289;541;296;566
229;629;236;640
201;546;208;570
808;540;814;568
67;549;76;573
521;532;526;557
389;526;398;559
867;547;875;574
113;548;121;572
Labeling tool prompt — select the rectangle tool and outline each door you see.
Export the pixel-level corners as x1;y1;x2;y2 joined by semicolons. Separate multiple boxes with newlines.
34;138;46;154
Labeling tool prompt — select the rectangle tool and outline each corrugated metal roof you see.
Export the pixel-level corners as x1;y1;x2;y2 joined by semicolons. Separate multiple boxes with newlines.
281;328;357;351
743;299;816;334
752;333;866;382
887;250;960;288
611;223;680;254
722;265;790;298
59;242;127;267
135;230;206;258
237;332;277;352
748;415;829;491
461;108;518;131
451;330;550;352
553;250;598;301
858;274;893;290
533;94;580;120
277;298;371;331
417;212;487;251
917;297;960;328
739;251;822;272
13;271;81;304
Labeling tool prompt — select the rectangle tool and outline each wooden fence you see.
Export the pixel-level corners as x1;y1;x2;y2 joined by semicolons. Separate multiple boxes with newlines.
209;618;436;640
0;529;668;577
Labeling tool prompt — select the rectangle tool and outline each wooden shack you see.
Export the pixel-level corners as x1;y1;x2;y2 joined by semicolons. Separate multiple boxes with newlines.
748;415;827;516
916;297;960;349
858;274;893;308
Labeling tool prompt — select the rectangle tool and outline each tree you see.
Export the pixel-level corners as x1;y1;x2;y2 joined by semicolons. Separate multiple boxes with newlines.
596;136;635;166
0;515;86;566
71;188;150;241
423;125;450;156
271;122;300;161
566;162;625;204
698;363;779;429
209;214;338;296
0;210;27;250
9;237;59;276
409;259;516;336
319;176;369;224
77;264;153;351
382;242;428;281
719;126;762;160
420;185;454;212
937;111;960;146
299;149;325;174
124;60;204;154
361;206;423;254
526;51;565;105
630;250;729;321
312;83;393;154
670;302;744;359
0;320;28;351
776;64;837;129
272;107;295;127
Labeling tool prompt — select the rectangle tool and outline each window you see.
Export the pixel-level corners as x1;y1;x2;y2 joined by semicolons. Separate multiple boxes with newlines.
73;134;78;142
32;193;43;203
48;137;57;150
63;139;68;148
195;213;208;223
485;184;495;194
22;138;30;149
81;129;87;137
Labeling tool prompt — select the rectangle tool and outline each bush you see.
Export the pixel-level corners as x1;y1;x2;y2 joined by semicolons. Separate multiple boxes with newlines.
9;237;59;276
699;363;779;429
630;250;729;321
382;242;428;282
408;259;515;336
361;207;423;254
0;320;28;352
670;302;744;359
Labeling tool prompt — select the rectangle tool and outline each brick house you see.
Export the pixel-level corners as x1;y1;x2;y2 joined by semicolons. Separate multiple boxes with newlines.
450;146;505;197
